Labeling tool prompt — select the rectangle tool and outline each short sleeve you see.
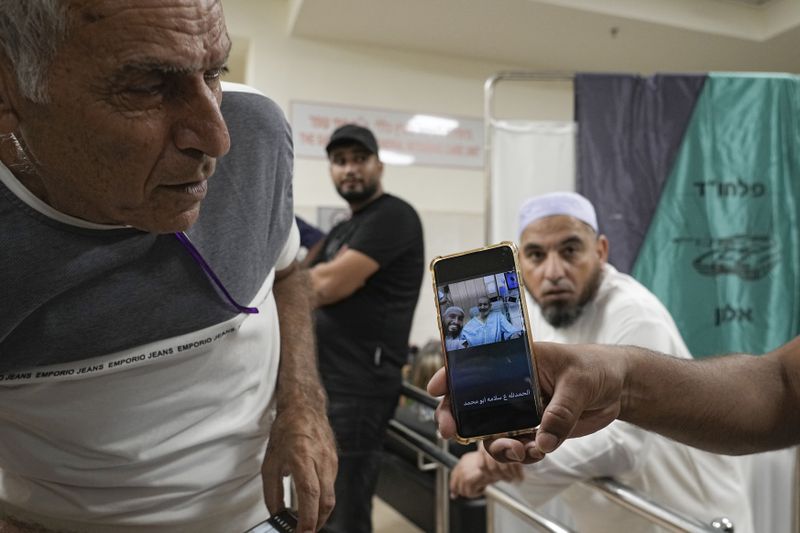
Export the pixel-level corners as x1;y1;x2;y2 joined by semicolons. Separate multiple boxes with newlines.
275;219;300;271
348;198;420;266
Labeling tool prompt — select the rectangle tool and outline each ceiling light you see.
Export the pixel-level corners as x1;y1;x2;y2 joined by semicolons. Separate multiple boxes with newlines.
379;150;415;166
405;115;459;136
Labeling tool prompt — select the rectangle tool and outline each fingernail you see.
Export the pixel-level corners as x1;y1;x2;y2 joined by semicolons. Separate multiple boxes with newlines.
537;432;559;453
526;446;545;461
504;449;522;462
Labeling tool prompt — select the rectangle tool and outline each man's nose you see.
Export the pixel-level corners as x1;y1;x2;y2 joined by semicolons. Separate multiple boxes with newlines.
173;81;231;158
344;161;360;174
542;253;566;281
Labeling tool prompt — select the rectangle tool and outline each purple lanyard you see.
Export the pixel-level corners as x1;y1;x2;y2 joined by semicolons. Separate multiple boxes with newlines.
173;232;259;315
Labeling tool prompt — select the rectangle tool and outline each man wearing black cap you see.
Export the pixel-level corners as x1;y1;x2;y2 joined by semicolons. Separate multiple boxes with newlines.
309;124;424;533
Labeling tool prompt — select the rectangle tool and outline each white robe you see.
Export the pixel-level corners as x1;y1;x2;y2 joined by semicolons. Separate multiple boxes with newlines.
496;264;754;533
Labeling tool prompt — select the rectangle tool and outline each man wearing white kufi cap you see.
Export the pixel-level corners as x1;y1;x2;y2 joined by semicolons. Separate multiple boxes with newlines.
450;191;754;533
518;190;599;232
516;192;603;329
442;306;468;351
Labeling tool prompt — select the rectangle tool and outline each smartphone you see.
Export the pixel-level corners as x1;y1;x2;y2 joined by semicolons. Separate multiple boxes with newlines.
430;241;543;443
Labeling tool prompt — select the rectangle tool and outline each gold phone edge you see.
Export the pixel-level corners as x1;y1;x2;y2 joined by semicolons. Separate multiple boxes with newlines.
429;241;546;445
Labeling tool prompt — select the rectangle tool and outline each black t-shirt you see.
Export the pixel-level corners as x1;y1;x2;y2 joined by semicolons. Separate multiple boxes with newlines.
313;194;424;397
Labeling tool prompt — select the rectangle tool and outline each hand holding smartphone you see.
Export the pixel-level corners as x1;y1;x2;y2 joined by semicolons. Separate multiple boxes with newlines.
430;242;543;443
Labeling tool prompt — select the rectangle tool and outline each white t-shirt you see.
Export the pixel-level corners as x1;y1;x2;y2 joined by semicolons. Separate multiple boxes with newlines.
498;264;754;533
0;275;286;532
0;217;299;532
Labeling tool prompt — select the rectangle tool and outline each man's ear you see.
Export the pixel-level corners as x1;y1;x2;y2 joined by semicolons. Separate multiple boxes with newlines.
0;55;21;134
596;234;609;263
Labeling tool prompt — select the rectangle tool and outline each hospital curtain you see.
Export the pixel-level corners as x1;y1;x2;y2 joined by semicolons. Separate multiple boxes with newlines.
490;120;576;244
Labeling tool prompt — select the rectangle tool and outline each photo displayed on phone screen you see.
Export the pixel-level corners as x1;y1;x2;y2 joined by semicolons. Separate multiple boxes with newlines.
437;256;540;439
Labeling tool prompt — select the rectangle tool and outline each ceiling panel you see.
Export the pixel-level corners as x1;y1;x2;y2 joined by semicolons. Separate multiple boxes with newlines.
289;0;800;73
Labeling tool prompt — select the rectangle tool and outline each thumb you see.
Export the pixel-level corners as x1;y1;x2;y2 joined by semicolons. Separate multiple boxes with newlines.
427;366;447;396
262;460;287;515
534;378;589;453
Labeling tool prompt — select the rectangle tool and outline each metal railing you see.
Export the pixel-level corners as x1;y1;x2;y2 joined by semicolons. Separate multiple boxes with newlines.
795;447;800;533
393;383;733;533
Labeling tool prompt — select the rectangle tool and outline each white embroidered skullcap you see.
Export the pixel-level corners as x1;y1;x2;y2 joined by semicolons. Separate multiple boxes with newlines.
443;306;464;317
518;192;598;237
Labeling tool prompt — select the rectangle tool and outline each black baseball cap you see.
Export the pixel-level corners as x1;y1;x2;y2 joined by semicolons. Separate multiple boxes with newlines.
325;124;379;156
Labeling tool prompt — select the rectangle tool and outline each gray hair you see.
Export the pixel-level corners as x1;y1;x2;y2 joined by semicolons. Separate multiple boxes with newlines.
0;1;71;103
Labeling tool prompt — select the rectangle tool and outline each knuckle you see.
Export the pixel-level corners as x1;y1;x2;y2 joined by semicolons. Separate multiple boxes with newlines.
544;402;577;425
297;480;321;499
321;494;336;514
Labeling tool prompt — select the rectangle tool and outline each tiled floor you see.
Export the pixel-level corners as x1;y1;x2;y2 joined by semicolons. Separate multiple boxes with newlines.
373;496;424;533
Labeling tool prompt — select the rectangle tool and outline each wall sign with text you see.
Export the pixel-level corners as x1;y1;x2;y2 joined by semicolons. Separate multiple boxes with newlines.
290;101;484;169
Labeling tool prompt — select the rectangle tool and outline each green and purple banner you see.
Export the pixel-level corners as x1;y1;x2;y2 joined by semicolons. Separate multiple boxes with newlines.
577;73;800;357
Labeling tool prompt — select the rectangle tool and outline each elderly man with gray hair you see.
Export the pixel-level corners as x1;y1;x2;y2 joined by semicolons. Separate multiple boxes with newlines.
0;2;336;532
449;192;754;532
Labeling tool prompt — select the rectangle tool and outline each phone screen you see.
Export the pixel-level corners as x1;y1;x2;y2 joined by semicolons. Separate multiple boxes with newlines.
433;244;541;440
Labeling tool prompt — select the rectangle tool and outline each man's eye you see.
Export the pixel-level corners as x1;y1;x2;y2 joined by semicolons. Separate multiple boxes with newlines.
126;83;164;96
204;66;229;84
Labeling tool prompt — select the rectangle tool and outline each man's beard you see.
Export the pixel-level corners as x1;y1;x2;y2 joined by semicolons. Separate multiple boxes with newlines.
446;325;462;338
337;181;378;204
540;265;604;329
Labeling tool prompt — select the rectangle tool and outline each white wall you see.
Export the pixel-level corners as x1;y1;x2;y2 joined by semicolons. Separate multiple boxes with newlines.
222;0;574;347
